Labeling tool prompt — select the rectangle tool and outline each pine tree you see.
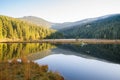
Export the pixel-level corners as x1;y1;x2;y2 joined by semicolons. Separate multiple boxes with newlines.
0;19;3;39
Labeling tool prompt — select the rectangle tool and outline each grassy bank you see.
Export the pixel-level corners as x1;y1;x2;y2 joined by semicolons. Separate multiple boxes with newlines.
0;58;64;80
0;39;120;44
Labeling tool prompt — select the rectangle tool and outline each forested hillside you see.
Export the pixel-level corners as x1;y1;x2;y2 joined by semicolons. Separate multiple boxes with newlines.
61;14;120;39
0;15;56;41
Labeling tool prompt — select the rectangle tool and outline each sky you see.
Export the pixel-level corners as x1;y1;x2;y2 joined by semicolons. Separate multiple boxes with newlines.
0;0;120;23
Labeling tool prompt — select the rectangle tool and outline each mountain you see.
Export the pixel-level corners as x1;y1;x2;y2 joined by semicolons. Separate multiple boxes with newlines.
60;14;120;39
0;15;56;41
20;16;92;30
20;16;75;30
52;22;73;30
51;16;100;30
20;16;51;28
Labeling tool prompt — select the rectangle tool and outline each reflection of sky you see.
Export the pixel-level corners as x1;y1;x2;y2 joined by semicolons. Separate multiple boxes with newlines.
36;54;120;80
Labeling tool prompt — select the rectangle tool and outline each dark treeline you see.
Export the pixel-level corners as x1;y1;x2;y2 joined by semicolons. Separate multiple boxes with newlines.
46;31;64;39
0;43;55;61
0;15;57;41
61;14;120;39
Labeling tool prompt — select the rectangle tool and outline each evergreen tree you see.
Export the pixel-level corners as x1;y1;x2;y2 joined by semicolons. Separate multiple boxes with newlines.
0;15;59;41
0;19;3;39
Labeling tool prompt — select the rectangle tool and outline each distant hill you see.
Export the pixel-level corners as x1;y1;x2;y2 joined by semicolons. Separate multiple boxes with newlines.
60;14;120;39
20;16;92;30
0;15;56;41
20;16;51;28
51;17;99;30
52;22;72;30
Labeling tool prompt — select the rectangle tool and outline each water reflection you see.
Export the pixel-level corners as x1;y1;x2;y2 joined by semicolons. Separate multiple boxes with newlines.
36;49;120;80
0;43;120;80
57;44;120;63
0;43;56;61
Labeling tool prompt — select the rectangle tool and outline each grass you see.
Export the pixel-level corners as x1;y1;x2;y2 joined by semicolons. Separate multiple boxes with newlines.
0;58;64;80
1;39;120;44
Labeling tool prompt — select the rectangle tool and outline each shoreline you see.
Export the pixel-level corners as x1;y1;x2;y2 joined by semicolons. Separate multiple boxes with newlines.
0;39;120;44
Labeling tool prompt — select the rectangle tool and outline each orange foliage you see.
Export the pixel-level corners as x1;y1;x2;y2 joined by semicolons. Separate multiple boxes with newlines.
0;59;64;80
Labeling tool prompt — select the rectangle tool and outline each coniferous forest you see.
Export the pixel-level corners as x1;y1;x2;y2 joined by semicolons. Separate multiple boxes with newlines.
61;14;120;39
0;15;56;41
1;14;120;41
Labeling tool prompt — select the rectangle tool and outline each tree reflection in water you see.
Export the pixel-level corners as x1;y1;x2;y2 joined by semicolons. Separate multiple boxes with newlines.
0;43;56;61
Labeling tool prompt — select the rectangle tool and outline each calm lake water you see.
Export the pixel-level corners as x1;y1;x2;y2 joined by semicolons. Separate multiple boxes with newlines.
0;43;120;80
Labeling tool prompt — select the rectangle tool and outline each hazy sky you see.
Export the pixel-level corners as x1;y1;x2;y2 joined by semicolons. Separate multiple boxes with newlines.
0;0;120;22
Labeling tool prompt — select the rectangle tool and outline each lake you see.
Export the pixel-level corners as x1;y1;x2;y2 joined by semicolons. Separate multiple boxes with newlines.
0;43;120;80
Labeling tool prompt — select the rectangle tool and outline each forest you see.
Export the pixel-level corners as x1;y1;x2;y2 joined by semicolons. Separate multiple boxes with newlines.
1;14;120;42
0;15;57;41
61;14;120;39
